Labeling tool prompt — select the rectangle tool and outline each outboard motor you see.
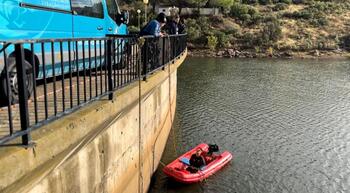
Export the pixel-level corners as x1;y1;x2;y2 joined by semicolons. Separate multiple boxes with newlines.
208;144;219;155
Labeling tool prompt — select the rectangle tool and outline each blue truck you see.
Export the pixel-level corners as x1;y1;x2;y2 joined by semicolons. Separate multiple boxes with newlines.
0;0;129;103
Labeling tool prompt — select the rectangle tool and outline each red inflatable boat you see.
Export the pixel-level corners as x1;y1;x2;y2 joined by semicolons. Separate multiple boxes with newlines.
163;143;233;183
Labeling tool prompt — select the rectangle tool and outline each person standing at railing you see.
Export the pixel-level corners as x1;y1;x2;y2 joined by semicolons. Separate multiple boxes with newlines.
165;14;180;35
140;13;167;37
140;13;168;76
164;14;186;35
178;18;186;34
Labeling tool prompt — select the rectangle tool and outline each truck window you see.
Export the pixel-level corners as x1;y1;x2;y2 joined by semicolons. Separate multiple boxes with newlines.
106;0;119;19
21;0;71;11
71;0;104;18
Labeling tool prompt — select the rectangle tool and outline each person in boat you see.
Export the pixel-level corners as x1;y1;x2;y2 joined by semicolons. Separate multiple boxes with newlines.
188;149;206;173
190;149;206;167
187;144;219;173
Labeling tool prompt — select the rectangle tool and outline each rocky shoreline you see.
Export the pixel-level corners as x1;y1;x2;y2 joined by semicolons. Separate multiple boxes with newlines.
188;48;350;59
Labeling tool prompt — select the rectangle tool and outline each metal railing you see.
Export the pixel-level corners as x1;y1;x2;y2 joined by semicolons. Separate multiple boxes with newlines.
0;34;187;145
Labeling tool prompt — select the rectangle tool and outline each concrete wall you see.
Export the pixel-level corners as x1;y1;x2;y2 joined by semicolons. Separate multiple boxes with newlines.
0;51;187;193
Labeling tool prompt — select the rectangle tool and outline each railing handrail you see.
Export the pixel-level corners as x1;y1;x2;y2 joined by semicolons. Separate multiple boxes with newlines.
0;34;187;146
1;34;188;45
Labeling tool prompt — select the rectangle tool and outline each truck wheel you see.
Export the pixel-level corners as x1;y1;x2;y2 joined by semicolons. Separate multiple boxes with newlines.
0;57;34;104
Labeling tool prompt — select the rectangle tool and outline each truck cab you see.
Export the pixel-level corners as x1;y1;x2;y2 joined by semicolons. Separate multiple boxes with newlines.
0;0;128;40
0;0;129;104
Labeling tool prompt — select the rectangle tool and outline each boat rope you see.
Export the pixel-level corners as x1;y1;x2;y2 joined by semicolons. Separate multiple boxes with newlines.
159;160;167;167
167;36;179;158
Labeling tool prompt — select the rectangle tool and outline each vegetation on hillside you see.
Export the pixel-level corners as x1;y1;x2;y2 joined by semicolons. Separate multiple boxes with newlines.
123;0;350;57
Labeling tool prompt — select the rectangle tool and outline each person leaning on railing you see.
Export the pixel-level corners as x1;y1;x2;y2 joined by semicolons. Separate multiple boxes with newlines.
140;13;167;37
139;13;168;75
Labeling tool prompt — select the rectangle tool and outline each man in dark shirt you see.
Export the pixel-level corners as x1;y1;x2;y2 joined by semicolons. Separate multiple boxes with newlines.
188;149;206;173
165;14;180;35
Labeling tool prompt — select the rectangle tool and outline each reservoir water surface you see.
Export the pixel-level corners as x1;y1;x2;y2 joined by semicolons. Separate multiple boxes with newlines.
149;57;350;193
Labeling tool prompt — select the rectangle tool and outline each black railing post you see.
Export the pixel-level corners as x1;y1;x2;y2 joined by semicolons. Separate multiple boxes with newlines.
173;36;176;63
107;39;113;100
162;37;165;70
15;44;31;146
142;39;148;81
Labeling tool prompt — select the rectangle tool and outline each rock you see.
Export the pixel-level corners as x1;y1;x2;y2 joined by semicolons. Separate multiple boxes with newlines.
217;51;225;56
282;51;293;57
334;48;343;53
226;49;235;56
274;53;281;58
310;50;320;57
234;50;241;57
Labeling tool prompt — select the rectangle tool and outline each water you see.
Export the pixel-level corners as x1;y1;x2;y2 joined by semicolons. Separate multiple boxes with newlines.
148;57;350;193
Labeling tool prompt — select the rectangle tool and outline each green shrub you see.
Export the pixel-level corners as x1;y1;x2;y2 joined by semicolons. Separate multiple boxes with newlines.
207;35;218;50
310;16;328;26
260;19;282;45
198;17;211;32
282;3;331;27
339;35;350;50
283;10;313;19
247;7;258;15
230;3;259;25
272;0;292;3
223;24;240;36
185;18;201;41
280;0;291;4
211;16;224;23
292;0;304;4
215;32;231;48
258;0;272;5
242;0;258;4
230;3;249;17
187;27;201;42
241;32;259;47
298;10;313;19
185;18;199;29
263;15;278;22
250;13;263;25
241;14;252;23
197;35;208;45
273;3;289;11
